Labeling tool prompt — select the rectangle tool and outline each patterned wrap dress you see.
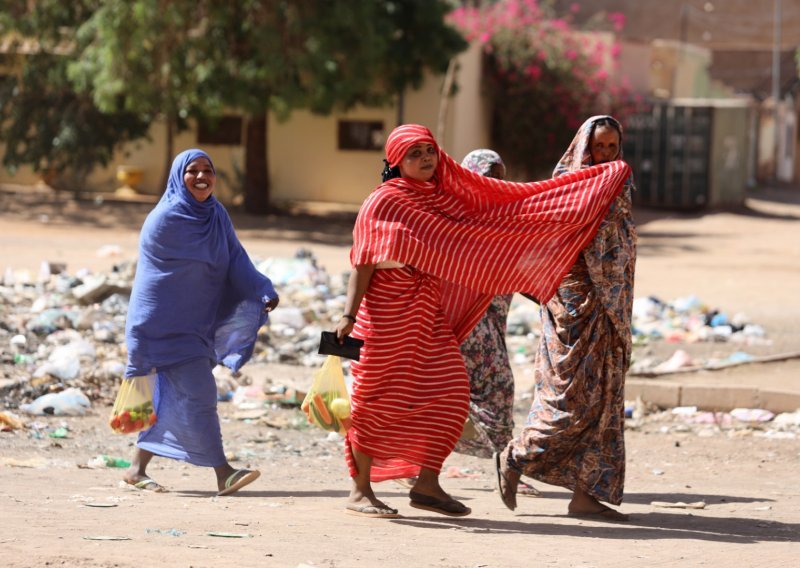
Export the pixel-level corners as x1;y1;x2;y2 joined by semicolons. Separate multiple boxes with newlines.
506;116;637;505
345;125;631;482
454;149;515;459
455;293;515;458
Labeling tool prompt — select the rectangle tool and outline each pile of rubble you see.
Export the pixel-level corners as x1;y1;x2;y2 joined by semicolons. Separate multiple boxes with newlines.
0;249;348;412
624;401;800;440
0;248;776;414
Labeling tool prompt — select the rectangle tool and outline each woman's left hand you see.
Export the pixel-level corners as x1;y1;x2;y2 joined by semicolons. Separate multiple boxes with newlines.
264;296;280;312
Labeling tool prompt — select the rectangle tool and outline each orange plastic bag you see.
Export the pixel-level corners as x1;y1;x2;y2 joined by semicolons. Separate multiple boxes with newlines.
301;356;351;433
109;374;157;435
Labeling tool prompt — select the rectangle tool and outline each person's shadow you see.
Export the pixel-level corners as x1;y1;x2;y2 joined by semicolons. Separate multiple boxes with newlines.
176;487;796;544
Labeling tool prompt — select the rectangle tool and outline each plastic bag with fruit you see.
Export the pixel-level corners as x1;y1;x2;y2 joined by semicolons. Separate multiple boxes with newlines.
301;356;351;433
109;374;157;434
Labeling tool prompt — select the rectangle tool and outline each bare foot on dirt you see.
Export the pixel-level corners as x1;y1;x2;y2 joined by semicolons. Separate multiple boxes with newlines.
567;488;629;521
346;488;399;518
123;473;168;492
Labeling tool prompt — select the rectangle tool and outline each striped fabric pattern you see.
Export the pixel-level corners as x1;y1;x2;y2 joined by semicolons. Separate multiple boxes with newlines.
345;267;470;481
344;124;630;482
352;154;631;338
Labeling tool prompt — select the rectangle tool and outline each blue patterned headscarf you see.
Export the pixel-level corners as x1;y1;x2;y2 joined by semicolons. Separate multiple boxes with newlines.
125;149;277;376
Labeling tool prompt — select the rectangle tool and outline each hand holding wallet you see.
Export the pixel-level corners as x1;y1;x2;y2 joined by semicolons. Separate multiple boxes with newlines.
318;331;365;361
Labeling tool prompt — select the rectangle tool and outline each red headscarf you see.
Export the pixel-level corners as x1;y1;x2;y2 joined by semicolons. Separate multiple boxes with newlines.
385;124;438;167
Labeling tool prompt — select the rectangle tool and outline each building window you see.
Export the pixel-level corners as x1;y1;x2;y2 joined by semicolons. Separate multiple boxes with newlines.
338;120;385;151
197;116;243;145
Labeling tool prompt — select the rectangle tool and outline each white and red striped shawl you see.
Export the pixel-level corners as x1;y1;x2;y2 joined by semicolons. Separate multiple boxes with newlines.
351;124;631;342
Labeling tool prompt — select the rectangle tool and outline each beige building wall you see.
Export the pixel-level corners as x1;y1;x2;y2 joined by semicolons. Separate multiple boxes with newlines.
616;40;653;94
441;42;491;164
268;42;488;207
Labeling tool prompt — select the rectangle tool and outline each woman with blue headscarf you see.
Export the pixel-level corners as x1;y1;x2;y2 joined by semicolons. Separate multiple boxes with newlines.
123;149;279;496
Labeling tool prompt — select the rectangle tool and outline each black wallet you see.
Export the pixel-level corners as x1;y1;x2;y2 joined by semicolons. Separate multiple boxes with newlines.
318;331;365;361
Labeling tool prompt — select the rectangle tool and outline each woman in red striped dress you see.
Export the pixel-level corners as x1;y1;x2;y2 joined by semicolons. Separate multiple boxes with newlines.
335;124;631;518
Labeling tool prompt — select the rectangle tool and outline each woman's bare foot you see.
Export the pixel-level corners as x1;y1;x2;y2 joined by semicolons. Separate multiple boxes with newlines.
123;472;167;492
407;468;452;503
567;488;629;521
346;488;399;518
406;468;470;516
123;449;167;492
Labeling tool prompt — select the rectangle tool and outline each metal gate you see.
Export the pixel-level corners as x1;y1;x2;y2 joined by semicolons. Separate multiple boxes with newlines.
623;102;713;210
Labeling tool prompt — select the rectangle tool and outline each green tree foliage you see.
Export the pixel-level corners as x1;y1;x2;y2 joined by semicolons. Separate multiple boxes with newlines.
0;2;149;189
197;0;466;213
67;1;212;188
69;0;467;213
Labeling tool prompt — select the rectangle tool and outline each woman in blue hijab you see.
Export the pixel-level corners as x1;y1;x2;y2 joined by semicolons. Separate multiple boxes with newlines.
123;149;279;496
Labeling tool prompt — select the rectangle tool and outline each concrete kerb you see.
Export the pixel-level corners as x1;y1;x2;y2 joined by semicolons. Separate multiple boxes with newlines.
625;379;800;414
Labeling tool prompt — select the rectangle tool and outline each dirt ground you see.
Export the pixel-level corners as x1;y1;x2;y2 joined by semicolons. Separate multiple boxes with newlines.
1;186;799;567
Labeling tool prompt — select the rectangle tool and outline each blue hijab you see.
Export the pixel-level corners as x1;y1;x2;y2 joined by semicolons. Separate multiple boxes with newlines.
125;149;277;376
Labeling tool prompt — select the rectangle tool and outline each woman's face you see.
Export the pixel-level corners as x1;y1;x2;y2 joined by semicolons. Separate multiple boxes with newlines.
184;157;215;202
398;143;438;182
590;125;621;164
486;162;506;180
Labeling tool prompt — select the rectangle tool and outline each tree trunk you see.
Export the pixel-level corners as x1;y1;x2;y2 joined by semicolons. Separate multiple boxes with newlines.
436;57;458;145
396;90;405;127
244;114;270;215
160;119;175;193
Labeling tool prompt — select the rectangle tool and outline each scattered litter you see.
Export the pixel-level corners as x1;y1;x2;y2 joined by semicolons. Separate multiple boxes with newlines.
86;455;131;469
1;457;48;468
83;503;118;508
691;412;734;426
145;528;185;537
772;410;800;429
206;532;253;538
83;536;131;541
651;501;706;509
0;411;25;430
96;244;122;258
443;466;481;479
654;350;694;373
19;388;91;416
730;408;775;423
48;426;69;438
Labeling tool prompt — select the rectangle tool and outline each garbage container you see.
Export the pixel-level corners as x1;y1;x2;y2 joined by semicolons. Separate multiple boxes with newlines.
623;99;751;210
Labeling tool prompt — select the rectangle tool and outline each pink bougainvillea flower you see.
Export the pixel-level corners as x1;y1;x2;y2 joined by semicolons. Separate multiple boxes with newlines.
608;12;626;32
525;64;542;80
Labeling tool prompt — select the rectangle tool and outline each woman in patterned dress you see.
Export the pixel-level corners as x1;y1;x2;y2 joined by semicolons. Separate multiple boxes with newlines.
453;149;539;497
494;116;637;521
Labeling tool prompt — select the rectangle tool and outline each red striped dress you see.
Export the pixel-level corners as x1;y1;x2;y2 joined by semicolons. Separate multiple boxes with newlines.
344;144;630;482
